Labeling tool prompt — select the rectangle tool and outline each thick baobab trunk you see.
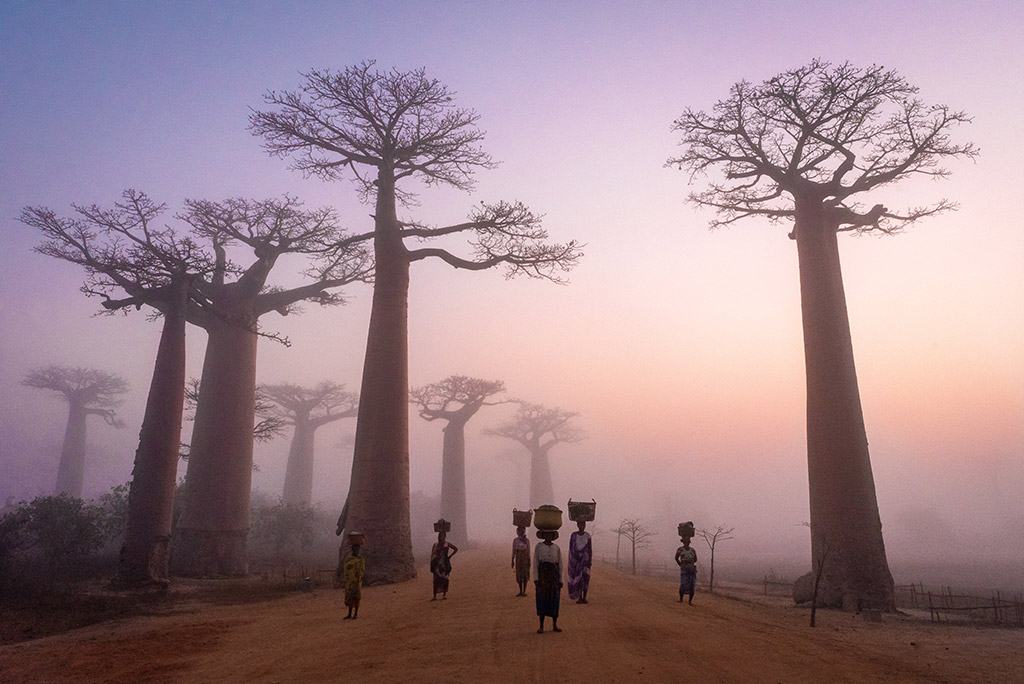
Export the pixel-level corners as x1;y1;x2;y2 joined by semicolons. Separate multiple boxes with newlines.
116;282;187;586
281;417;316;506
54;403;88;497
439;419;469;547
174;310;258;577
793;199;894;611
528;448;555;509
344;174;415;584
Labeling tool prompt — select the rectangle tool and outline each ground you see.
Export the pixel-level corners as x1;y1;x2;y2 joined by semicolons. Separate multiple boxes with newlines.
1;547;1021;683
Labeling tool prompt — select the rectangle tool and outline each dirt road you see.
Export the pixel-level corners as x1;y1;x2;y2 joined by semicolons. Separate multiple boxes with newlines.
1;547;1021;683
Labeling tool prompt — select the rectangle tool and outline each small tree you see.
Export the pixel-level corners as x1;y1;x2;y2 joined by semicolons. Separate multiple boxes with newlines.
485;402;584;508
697;524;734;594
22;366;128;498
617;518;656;575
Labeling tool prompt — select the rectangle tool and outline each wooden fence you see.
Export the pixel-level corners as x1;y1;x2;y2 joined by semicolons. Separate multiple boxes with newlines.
894;583;1024;627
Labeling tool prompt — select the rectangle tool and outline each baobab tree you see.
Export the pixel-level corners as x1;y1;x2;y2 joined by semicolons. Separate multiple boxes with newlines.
262;382;359;506
410;375;506;546
20;191;215;585
485;402;584;508
668;60;976;610
251;62;582;582
696;524;734;594
171;195;370;577
21;365;129;498
181;378;289;458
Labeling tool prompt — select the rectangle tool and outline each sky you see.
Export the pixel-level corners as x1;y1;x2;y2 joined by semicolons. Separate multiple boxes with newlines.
1;1;1021;582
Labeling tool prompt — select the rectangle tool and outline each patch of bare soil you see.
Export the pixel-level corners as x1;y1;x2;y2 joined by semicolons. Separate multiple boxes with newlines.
1;547;1022;683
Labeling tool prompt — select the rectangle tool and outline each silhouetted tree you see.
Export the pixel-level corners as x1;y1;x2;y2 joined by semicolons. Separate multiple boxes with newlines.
668;61;976;611
22;191;215;586
262;382;358;506
252;62;581;582
486;402;584;508
21;366;128;498
171;195;369;577
697;524;734;594
616;518;656;575
410;376;505;546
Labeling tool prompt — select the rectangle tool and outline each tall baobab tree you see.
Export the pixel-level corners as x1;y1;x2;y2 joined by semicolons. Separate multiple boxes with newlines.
21;365;129;498
486;402;584;508
251;62;582;582
20;191;214;585
668;60;976;610
410;375;505;546
182;378;289;457
170;195;370;577
262;382;359;506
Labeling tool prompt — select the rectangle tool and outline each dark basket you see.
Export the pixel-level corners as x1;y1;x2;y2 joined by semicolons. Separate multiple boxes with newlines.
567;499;596;522
433;519;452;533
512;508;533;527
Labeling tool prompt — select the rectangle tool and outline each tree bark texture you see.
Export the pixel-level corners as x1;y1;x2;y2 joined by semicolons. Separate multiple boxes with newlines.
529;448;555;509
173;308;258;577
54;403;88;497
439;420;469;547
281;417;316;506
794;198;895;611
116;282;187;585
343;174;415;584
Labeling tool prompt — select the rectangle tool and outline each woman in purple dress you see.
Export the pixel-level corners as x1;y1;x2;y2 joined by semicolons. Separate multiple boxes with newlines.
567;520;593;604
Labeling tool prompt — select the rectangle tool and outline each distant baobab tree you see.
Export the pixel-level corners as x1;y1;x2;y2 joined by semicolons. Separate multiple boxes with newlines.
251;62;582;583
21;190;370;583
410;375;506;546
485;402;584;508
262;382;358;506
696;524;734;594
668;60;976;611
21;365;128;498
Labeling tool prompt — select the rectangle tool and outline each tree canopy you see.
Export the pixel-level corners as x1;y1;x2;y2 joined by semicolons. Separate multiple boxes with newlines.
667;60;978;234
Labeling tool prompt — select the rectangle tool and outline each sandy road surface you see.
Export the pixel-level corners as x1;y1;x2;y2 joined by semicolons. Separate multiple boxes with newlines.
1;547;1022;683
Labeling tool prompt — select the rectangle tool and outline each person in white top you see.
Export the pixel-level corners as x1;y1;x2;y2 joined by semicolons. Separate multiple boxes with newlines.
533;530;563;633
